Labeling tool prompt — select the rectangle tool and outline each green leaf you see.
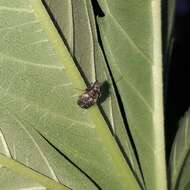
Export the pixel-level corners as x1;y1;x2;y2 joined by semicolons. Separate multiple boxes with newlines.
185;182;190;190
0;0;140;189
169;108;190;190
166;0;175;52
97;1;167;190
0;153;70;190
0;126;98;190
43;0;74;55
43;0;144;186
0;166;44;190
162;0;175;99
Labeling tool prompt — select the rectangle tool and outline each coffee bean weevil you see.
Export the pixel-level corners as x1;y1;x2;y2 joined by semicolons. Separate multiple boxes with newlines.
77;81;101;109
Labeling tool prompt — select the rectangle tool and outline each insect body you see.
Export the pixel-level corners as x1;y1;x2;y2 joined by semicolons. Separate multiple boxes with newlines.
77;81;101;109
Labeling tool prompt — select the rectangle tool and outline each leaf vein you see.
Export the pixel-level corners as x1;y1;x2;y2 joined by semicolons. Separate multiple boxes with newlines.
5;109;59;182
102;34;153;112
0;21;38;32
0;53;65;70
109;14;152;64
0;6;33;13
0;129;12;158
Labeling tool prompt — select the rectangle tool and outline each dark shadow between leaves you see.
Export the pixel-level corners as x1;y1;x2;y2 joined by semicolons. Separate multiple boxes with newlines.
42;0;72;54
97;81;145;189
34;129;102;190
42;0;90;86
91;0;105;17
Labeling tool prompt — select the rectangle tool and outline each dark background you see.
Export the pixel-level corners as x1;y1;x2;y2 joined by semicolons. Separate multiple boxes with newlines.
166;0;190;159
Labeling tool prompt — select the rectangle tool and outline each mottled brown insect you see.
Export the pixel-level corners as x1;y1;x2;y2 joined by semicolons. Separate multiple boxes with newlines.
77;81;101;109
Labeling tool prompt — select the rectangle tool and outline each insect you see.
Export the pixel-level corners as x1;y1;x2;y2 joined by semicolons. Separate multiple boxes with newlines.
77;81;101;109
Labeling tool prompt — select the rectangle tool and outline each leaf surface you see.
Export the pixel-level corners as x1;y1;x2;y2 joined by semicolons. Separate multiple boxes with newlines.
169;108;190;190
0;166;44;190
0;0;140;189
97;0;167;190
43;0;143;186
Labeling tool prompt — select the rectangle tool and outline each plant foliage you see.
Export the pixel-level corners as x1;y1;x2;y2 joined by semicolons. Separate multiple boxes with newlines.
0;0;187;190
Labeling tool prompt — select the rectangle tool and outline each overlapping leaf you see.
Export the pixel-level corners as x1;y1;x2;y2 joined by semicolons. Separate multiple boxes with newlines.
0;0;140;189
166;0;175;52
43;0;143;186
96;0;167;190
169;108;190;190
0;125;98;190
0;166;44;190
